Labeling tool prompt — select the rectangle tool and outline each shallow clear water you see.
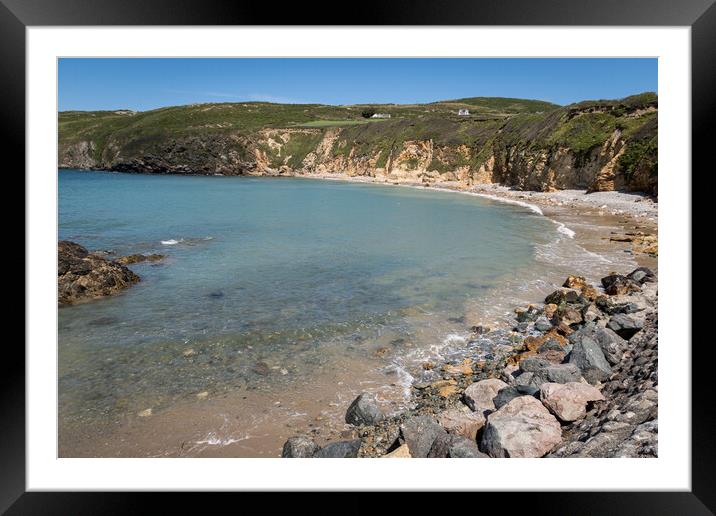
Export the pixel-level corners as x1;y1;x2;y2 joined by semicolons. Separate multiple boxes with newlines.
58;169;613;447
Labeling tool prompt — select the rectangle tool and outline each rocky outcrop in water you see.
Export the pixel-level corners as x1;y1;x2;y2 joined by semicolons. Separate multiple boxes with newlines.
58;241;140;305
283;267;657;458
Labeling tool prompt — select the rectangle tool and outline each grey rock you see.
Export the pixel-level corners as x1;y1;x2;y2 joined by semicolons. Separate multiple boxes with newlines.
516;384;540;396
448;436;488;458
514;371;535;387
582;304;602;323
519;357;552;373
568;335;612;384
539;339;564;353
313;439;361;458
282;436;320;458
535;363;583;385
593;327;628;365
607;314;644;340
427;432;455;458
493;387;523;409
494;385;539;409
534;316;552;332
514;322;530;333
516;305;541;322
627;267;655;284
400;415;446;458
345;393;384;426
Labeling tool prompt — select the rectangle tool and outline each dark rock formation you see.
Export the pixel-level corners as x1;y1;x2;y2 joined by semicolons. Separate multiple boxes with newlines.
345;393;384;426
281;436;319;458
58;241;140;305
313;439;362;458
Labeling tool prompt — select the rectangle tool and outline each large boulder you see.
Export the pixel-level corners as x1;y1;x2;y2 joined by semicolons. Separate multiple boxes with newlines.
563;275;588;290
438;408;486;441
345;393;384;426
515;305;541;322
481;396;562;458
313;439;361;458
601;274;641;296
537;363;582;384
519;357;553;373
596;294;648;315
607;314;644;340
567;334;612;384
448;436;489;458
539;382;605;422
517;362;582;388
282;436;320;458
463;378;509;415
58;240;140;305
400;415;446;458
534;316;552;332
493;384;540;409
593;327;628;365
552;305;584;327
627;267;656;284
544;288;582;306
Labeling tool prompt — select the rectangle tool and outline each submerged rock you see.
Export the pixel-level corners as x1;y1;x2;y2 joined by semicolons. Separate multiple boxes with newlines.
58;240;140;305
116;253;165;265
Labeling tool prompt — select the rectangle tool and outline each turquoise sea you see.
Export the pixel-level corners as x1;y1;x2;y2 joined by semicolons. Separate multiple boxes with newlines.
57;169;632;456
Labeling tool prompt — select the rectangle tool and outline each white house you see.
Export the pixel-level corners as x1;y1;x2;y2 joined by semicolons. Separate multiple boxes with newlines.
458;108;470;116
371;113;391;119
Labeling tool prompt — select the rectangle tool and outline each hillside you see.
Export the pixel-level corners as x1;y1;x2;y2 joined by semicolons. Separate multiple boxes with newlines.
58;93;658;196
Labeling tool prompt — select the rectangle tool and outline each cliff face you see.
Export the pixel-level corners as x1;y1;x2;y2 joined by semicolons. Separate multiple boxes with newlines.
58;93;658;197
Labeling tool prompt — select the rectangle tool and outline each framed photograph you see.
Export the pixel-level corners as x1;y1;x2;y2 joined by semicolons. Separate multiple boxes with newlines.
8;0;710;511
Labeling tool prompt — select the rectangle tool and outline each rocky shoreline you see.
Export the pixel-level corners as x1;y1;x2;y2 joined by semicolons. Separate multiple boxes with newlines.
58;240;164;305
281;267;657;458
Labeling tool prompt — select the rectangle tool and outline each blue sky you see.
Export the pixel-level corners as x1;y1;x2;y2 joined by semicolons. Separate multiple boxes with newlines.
58;58;657;112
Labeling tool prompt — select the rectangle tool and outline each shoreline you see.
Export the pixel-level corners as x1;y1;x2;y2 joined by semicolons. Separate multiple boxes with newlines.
284;266;658;458
58;169;658;457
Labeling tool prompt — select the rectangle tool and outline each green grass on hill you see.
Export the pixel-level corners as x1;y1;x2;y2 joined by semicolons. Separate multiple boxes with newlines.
58;94;657;174
295;119;389;128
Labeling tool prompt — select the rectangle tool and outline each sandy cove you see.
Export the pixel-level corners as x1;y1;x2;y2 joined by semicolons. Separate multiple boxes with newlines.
58;173;658;458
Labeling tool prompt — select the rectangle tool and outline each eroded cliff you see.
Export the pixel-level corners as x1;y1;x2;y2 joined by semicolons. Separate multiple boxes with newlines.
59;94;658;196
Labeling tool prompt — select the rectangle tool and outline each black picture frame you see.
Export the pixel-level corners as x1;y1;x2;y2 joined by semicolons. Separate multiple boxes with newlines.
5;0;710;512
